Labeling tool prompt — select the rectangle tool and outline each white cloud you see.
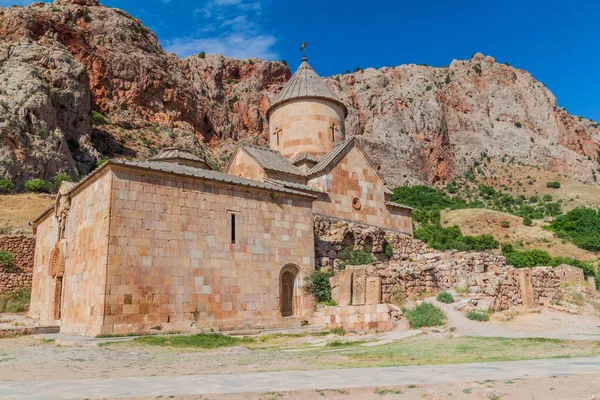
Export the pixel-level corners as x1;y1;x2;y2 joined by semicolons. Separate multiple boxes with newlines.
0;0;38;6
164;0;277;60
165;33;277;59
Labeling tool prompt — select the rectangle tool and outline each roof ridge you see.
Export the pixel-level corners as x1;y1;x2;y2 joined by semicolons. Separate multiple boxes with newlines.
242;143;280;153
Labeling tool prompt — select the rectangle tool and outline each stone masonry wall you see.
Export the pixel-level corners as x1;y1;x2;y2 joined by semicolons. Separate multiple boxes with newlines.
314;216;563;311
0;236;35;294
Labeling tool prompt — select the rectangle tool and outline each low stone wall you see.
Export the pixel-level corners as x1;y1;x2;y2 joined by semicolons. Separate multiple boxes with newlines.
0;236;36;294
310;304;397;332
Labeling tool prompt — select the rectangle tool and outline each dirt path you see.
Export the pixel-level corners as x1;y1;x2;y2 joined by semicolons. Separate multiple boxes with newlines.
135;375;600;400
2;357;600;399
425;297;600;341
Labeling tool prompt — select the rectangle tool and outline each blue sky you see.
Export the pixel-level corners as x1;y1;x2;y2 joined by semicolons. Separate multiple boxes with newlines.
3;0;600;121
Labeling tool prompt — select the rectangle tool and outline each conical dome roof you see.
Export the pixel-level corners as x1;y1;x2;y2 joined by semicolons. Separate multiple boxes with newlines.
267;59;347;117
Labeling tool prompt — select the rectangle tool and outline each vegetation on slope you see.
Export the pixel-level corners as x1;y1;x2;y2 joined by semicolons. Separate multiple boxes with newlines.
548;207;600;252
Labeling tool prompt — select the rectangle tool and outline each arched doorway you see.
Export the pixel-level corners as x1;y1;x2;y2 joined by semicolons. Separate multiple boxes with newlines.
280;265;301;317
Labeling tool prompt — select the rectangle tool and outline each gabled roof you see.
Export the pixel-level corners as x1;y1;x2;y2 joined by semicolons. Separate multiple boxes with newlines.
110;160;314;197
267;59;348;117
308;138;355;176
307;137;387;185
149;148;212;169
239;144;305;176
264;178;326;194
293;152;320;165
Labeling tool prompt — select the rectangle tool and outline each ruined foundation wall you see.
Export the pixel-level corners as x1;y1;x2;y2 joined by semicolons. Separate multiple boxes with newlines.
315;215;563;311
0;236;35;294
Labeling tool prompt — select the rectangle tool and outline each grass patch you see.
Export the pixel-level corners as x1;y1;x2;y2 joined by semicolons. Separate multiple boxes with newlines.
404;303;446;328
0;288;30;313
466;310;490;322
325;340;366;348
436;291;454;304
320;336;600;369
132;333;255;349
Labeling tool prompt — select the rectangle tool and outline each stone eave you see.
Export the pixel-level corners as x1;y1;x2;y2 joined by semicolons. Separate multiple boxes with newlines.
109;160;317;200
385;201;414;211
267;95;348;119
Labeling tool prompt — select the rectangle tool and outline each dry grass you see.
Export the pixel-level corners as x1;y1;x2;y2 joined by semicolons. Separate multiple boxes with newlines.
0;194;54;234
481;163;600;213
441;208;596;261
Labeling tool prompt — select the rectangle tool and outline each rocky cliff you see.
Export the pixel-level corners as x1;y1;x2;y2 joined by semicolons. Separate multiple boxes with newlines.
0;0;598;188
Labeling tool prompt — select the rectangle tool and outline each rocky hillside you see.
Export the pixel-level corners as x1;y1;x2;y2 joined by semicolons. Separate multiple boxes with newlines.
1;0;599;188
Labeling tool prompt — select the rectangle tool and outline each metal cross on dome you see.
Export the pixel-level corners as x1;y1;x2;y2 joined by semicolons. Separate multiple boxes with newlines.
300;39;308;60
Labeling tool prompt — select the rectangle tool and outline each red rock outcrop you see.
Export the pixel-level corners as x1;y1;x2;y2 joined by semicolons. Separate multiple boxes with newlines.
0;3;598;188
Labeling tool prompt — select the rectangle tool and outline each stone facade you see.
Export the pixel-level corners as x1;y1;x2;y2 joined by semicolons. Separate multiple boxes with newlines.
269;99;346;160
0;236;35;294
309;146;412;235
30;163;316;336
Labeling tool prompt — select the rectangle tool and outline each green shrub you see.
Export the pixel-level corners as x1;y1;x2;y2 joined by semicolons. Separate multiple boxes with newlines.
329;327;346;336
514;121;522;128
304;270;334;302
405;303;446;329
54;172;73;188
523;216;533;226
339;246;375;266
24;179;52;193
436;291;454;304
466;310;489;322
0;288;31;313
92;110;106;125
546;181;561;189
415;224;499;252
384;243;393;259
198;51;206;58
0;250;13;271
501;220;510;228
0;178;13;194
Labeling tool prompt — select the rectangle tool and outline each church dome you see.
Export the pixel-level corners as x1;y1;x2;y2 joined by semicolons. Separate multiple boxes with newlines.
267;60;347;118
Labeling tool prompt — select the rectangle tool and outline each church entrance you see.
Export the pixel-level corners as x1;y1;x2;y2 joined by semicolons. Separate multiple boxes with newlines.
280;265;300;317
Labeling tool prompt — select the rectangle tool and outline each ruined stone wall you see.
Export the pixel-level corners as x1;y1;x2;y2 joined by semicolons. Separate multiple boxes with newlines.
531;267;561;305
315;216;564;311
0;236;36;294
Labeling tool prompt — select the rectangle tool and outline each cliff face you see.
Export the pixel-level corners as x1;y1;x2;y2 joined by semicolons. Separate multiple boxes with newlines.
0;1;599;188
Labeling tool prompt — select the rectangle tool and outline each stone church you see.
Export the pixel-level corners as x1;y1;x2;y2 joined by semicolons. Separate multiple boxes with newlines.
28;55;413;336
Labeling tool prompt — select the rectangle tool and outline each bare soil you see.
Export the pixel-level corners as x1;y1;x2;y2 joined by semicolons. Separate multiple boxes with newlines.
441;208;597;261
0;193;54;234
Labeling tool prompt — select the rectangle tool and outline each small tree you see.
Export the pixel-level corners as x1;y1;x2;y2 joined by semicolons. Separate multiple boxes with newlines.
546;181;561;189
198;51;206;59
